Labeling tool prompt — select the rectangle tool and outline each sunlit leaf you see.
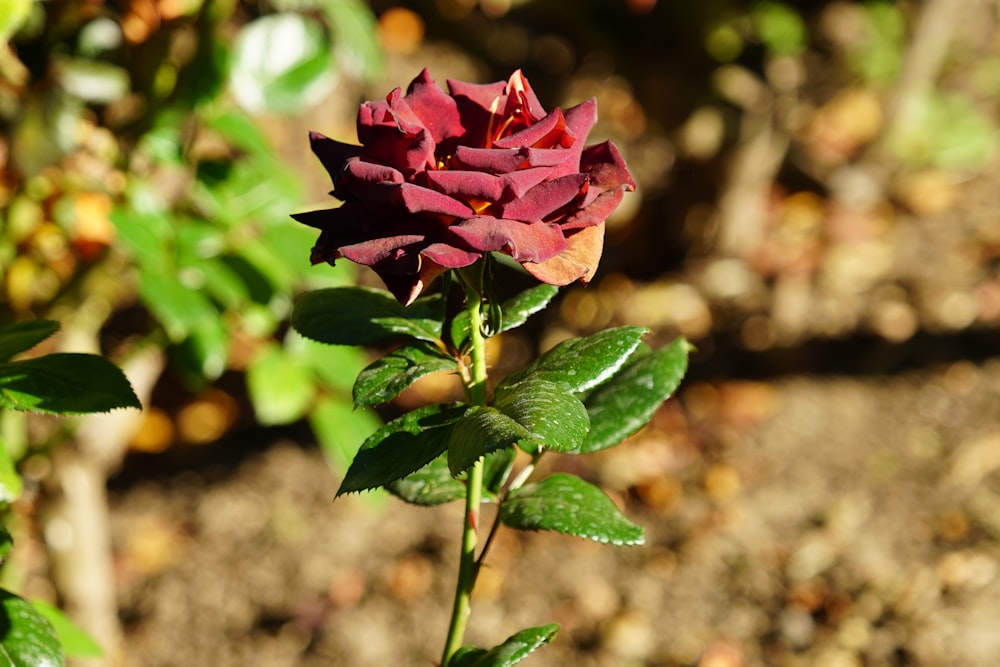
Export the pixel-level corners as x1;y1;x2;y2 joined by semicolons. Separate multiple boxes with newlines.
447;406;530;476
0;590;63;667
293;287;444;346
497;326;648;395
450;623;559;667
500;473;644;545
576;338;689;453
30;600;102;659
493;380;589;454
246;342;315;425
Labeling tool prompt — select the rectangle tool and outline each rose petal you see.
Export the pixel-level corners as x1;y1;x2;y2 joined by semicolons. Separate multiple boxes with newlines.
309;132;361;186
451;146;528;173
339;234;426;266
522;222;605;286
504;69;547;122
421;242;481;268
377;257;446;307
498;168;556;200
362;182;473;218
402;69;463;145
449;216;567;263
581;141;636;190
499;173;588;222
559;188;626;232
344;158;405;186
424;170;505;203
493;108;572;150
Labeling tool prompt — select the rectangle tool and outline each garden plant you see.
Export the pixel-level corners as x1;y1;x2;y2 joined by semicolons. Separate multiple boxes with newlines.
292;69;689;666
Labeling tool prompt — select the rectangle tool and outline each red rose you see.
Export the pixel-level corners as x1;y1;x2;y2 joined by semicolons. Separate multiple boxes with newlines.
294;69;635;305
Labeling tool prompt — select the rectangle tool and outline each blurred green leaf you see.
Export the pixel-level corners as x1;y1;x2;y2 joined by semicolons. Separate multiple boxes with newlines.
450;624;558;667
0;354;140;415
30;600;102;659
0;436;23;504
230;13;335;114
205;110;273;156
500;473;644;545
309;395;381;472
493;379;589;454
497;326;648;395
247;342;315;425
0;321;58;362
109;208;173;271
139;272;217;342
0;0;32;43
353;342;455;407
319;0;383;81
577;338;689;454
890;92;998;170
0;590;63;667
338;405;466;495
750;1;806;56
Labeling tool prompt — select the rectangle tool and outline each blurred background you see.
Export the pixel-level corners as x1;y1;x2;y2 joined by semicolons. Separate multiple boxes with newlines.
2;0;1000;665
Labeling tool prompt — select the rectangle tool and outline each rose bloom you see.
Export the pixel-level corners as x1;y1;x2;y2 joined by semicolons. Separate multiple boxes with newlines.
294;69;635;305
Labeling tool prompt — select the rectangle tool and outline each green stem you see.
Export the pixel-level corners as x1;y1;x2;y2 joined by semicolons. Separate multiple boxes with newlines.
441;278;490;667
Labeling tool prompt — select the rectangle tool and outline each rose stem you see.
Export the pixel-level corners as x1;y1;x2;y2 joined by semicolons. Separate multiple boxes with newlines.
441;277;489;667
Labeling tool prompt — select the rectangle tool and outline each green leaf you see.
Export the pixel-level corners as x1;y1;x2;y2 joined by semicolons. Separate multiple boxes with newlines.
292;287;444;346
498;284;559;333
138;272;218;343
449;284;558;350
0;354;140;415
0;437;22;503
0;589;63;667
338;405;467;496
0;528;12;560
353;343;455;407
246;343;316;425
493;380;589;454
577;338;690;454
450;623;559;667
447;407;531;476
29;601;102;659
0;322;59;363
500;473;644;546
309;396;381;472
230;13;336;114
388;447;515;506
497;326;648;395
321;0;384;81
386;454;465;506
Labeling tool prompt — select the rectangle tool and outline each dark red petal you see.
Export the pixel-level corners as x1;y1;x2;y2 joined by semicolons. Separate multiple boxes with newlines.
499;173;588;222
451;146;528;173
309;132;361;185
559;188;626;232
581;141;636;190
339;234;426;266
498;168;556;200
403;69;464;145
362;182;472;217
292;203;369;233
449;216;568;263
524;148;574;168
504;70;546;121
421;242;481;268
493;108;571;150
564;98;598;143
344;159;405;185
424;170;505;203
447;78;507;114
523;222;605;286
376;257;446;307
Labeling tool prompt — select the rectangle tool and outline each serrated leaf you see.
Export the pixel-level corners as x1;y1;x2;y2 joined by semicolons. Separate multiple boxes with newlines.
29;601;102;659
388;446;515;506
386;454;465;506
0;322;59;362
338;405;468;496
0;354;140;415
577;337;690;453
497;326;648;395
450;623;559;667
493;380;589;454
246;343;315;425
500;473;644;545
353;343;455;407
0;589;63;667
447;407;531;476
292;287;444;346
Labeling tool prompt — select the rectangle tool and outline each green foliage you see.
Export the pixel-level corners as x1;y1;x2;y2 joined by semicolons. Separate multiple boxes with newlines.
0;354;140;415
293;287;445;346
0;590;63;667
450;624;559;667
353;343;455;407
750;1;807;56
447;406;531;476
500;473;644;546
0;321;58;362
29;601;102;659
493;380;590;454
